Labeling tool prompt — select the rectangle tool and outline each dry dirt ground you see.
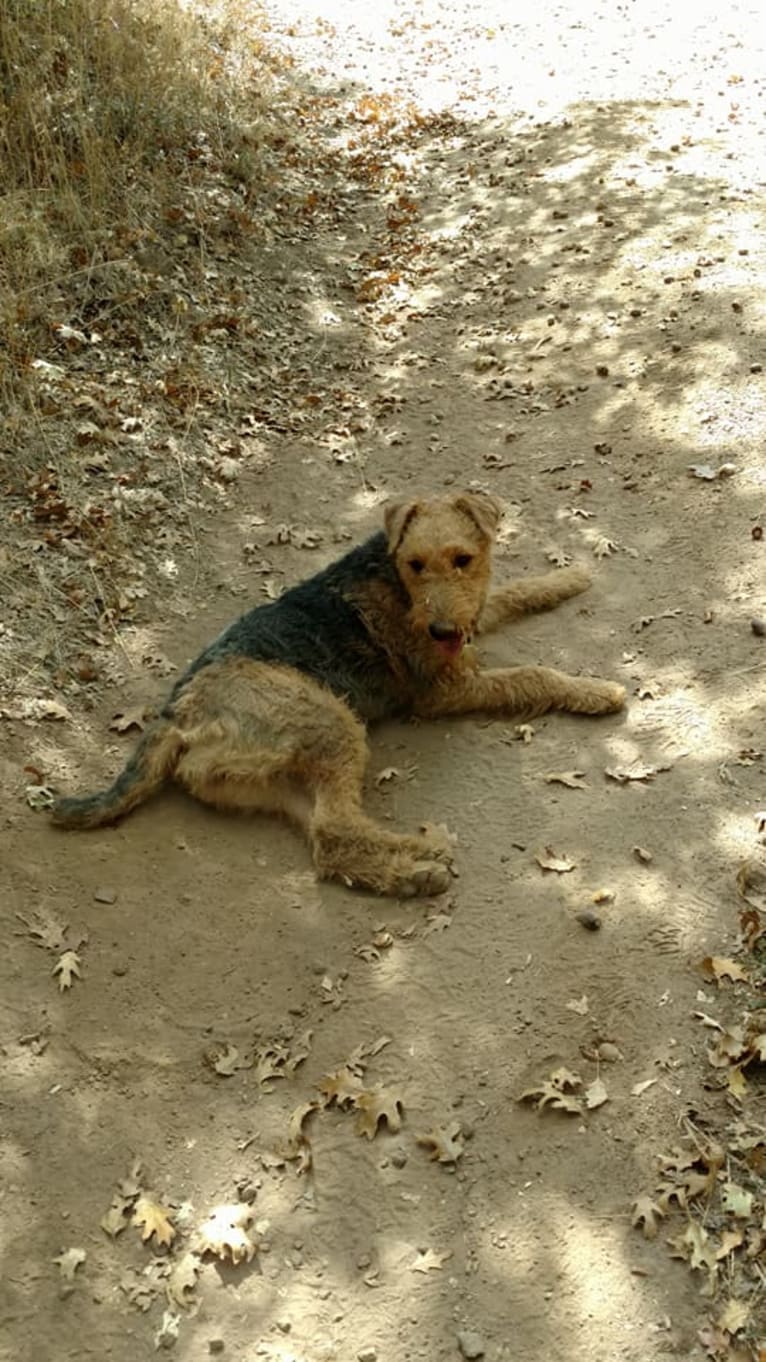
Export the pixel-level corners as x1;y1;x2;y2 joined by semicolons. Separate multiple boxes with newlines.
3;2;766;1360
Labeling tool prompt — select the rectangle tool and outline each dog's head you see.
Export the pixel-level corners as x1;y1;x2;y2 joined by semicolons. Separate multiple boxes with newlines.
384;491;501;660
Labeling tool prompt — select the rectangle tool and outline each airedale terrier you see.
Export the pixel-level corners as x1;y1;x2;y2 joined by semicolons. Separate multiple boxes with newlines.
51;492;625;897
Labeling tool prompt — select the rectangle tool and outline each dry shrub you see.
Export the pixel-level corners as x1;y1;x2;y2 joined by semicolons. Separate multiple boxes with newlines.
0;0;280;397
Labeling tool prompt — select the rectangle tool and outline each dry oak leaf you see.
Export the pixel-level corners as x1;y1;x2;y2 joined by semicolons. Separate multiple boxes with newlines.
282;1099;320;1174
411;1248;452;1273
101;1197;134;1237
417;1120;464;1165
53;949;81;991
196;1202;257;1265
207;1042;250;1077
132;1195;176;1249
166;1252;201;1307
593;535;619;559
668;1222;719;1285
631;1195;665;1240
721;1182;753;1218
520;1066;583;1115
535;847;577;874
354;1087;404;1140
109;707;146;734
699;956;749;986
17;911;68;952
584;1078;609;1110
716;1298;750;1336
285;1028;314;1076
544;770;587;790
254;1044;288;1088
318;1066;364;1109
54;1247;86;1281
728;1067;749;1100
605;760;672;784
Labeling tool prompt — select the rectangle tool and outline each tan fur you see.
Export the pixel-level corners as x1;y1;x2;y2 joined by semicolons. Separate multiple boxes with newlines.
51;493;625;898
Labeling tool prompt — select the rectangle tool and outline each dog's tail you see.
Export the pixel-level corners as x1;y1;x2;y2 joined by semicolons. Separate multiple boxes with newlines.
50;720;184;830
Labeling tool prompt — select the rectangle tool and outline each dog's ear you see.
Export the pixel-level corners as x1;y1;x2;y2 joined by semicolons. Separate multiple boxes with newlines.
384;498;421;553
453;490;503;541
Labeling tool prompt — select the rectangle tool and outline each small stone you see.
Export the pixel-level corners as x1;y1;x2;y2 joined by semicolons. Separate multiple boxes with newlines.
633;845;652;864
93;888;117;904
111;959;129;977
597;1042;623;1063
575;909;601;931
457;1330;485;1359
390;1148;408;1169
358;1349;378;1362
751;363;763;374
356;1252;372;1270
751;618;766;637
276;1319;291;1335
209;1342;225;1356
595;364;609;377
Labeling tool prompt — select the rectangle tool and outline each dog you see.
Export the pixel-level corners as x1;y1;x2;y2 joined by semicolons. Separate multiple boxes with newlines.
51;491;625;896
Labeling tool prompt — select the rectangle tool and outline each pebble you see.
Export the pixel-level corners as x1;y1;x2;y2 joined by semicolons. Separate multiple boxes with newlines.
358;1349;378;1362
575;909;601;931
208;1342;225;1356
457;1330;486;1359
93;887;117;904
751;617;766;637
390;1147;408;1168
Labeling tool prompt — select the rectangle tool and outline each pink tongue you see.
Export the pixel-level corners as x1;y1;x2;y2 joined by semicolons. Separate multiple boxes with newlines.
437;635;463;657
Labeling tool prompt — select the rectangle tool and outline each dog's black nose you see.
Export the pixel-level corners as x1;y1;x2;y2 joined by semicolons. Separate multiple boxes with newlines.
429;622;460;641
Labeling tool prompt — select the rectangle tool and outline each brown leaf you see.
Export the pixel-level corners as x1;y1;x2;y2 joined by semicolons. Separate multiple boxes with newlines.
282;1099;320;1173
254;1044;288;1088
535;847;577;874
166;1252;201;1307
353;1087;404;1139
544;770;587;790
520;1067;583;1115
318;1067;364;1109
417;1120;464;1164
584;1078;609;1109
285;1028;314;1076
196;1203;257;1265
206;1042;250;1077
132;1195;176;1249
699;956;749;985
16;911;68;952
605;760;672;784
109;707;146;734
631;1195;664;1240
716;1298;750;1335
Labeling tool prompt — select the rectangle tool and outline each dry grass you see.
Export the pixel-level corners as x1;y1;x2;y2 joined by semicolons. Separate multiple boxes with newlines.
0;0;280;402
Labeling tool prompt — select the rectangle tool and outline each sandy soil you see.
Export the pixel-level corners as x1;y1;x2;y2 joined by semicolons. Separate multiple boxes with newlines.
3;2;766;1360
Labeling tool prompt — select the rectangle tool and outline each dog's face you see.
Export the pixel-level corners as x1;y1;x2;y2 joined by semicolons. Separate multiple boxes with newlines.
384;491;501;660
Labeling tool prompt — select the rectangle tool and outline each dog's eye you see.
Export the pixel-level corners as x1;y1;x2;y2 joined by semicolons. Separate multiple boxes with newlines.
408;558;425;574
454;553;473;569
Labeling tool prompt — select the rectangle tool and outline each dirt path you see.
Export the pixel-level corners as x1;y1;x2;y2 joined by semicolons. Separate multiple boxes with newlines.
3;3;766;1360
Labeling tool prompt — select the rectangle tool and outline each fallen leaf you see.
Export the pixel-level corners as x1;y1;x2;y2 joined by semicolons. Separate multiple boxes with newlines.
631;1077;657;1097
721;1182;753;1217
584;1077;609;1109
605;760;672;784
417;1120;464;1164
17;912;68;952
285;1028;313;1076
132;1196;176;1249
631;1196;664;1240
154;1311;181;1350
318;1066;364;1109
282;1099;320;1173
196;1203;257;1264
728;1067;749;1100
118;1156;144;1200
423;910;453;935
54;1247;86;1281
688;462;737;481
593;535;619;559
520;1067;583;1115
354;1086;404;1140
53;949;81;991
514;723;535;743
109;707;146;734
254;1044;288;1088
411;1248;452;1273
26;784;55;809
716;1229;744;1260
166;1252;201;1308
700;956;749;986
566;995;589;1016
544;770;587;790
535;847;577;874
546;547;571;567
375;764;417;787
101;1198;134;1237
207;1042;250;1077
716;1298;750;1335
